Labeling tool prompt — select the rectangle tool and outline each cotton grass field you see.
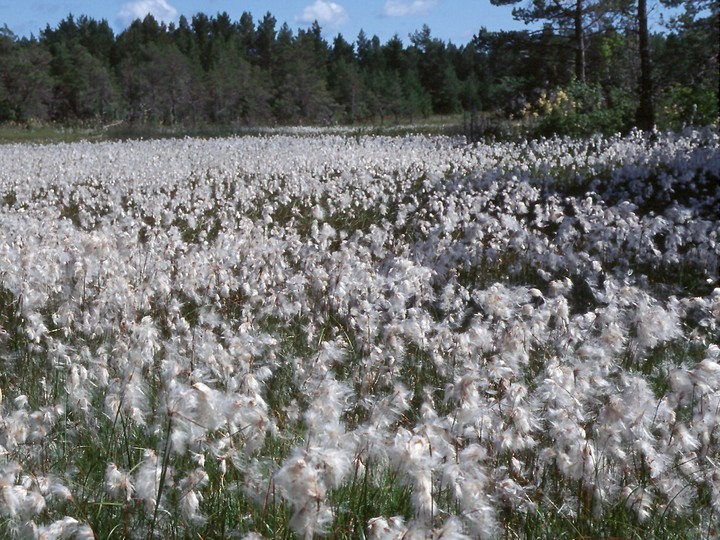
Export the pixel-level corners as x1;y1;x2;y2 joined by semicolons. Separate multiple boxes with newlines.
0;129;719;539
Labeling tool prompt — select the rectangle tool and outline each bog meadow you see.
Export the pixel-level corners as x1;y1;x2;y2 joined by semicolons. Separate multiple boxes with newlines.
0;127;718;539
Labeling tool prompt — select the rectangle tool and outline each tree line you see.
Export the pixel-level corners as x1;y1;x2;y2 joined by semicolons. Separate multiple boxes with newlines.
0;0;716;136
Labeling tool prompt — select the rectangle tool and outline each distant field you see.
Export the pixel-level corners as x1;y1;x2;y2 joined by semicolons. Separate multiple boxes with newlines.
0;130;718;539
0;116;473;145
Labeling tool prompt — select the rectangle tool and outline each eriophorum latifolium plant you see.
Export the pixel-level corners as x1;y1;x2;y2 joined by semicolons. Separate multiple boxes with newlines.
0;127;718;539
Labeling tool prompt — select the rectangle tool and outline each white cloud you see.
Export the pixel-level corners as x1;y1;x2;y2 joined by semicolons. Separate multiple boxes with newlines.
297;1;349;27
118;0;178;25
382;0;438;17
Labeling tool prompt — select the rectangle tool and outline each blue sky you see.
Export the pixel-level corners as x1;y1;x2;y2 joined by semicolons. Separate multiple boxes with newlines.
1;1;675;45
1;0;542;45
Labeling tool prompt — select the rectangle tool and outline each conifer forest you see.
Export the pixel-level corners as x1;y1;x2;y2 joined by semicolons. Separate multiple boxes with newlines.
0;1;717;135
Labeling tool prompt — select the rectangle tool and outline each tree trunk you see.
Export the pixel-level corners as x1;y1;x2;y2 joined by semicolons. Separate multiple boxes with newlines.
575;0;586;82
636;0;655;130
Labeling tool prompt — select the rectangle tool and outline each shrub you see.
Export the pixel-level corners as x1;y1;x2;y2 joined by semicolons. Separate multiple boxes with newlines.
657;83;719;130
524;80;635;137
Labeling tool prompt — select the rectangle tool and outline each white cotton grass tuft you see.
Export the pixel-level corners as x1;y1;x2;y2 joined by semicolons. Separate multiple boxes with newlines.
132;450;172;513
289;500;334;539
177;468;209;523
105;463;134;502
25;516;95;540
273;450;329;537
623;485;654;522
633;296;682;352
274;442;355;537
303;375;352;442
241;533;267;540
410;469;435;520
367;516;408;540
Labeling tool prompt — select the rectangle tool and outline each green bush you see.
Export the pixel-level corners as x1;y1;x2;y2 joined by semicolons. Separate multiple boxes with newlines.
657;84;719;130
525;80;635;137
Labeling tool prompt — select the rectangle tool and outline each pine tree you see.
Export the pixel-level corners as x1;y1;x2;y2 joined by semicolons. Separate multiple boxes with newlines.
490;0;630;83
